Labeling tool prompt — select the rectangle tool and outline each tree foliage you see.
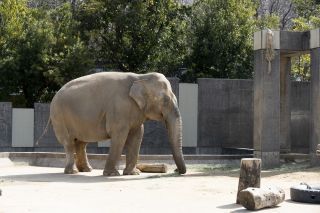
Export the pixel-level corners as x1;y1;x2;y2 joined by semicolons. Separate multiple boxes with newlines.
0;0;93;107
77;0;188;74
186;0;255;80
290;0;320;81
1;0;320;106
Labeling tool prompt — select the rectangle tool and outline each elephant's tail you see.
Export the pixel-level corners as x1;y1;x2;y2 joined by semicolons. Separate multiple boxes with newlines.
35;118;51;146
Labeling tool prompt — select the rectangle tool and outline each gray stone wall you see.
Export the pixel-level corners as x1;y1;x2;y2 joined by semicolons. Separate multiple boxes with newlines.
0;102;12;150
197;79;253;154
197;79;310;154
34;103;63;152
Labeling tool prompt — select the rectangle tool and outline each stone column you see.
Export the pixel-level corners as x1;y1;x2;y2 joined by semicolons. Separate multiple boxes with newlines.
253;30;281;168
310;28;320;166
280;56;291;153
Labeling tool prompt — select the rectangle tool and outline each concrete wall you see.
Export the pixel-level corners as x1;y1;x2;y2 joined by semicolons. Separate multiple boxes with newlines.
34;103;62;152
290;82;310;153
0;79;313;154
197;79;253;154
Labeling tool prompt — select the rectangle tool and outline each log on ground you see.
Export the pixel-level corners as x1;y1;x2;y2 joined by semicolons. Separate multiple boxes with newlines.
238;186;285;210
136;163;168;173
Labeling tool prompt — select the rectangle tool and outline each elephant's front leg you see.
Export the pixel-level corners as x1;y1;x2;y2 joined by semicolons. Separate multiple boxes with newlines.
103;129;129;176
123;125;144;175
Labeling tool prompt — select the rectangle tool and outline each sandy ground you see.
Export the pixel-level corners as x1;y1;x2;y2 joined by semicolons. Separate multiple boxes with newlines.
0;163;319;213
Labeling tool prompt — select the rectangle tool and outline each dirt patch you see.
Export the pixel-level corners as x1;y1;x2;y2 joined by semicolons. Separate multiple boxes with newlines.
0;163;319;212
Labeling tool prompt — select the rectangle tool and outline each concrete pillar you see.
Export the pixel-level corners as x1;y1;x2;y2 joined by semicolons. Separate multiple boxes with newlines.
253;30;281;168
310;28;320;166
280;56;291;152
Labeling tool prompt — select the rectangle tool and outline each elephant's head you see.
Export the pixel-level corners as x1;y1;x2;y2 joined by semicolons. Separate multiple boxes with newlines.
129;73;186;174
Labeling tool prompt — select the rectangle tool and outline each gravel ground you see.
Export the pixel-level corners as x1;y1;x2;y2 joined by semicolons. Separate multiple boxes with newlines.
0;163;319;213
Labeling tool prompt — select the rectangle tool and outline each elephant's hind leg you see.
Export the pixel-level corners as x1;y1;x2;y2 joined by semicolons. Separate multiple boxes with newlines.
123;125;144;175
63;142;79;174
52;119;78;174
75;140;92;172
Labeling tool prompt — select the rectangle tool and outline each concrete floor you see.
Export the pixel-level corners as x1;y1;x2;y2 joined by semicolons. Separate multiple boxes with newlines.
0;164;320;213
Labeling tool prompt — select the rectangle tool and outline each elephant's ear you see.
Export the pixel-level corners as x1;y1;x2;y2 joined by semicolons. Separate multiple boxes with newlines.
129;80;146;110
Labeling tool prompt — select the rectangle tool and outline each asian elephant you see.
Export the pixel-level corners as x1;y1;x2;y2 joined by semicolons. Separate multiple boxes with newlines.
49;72;186;176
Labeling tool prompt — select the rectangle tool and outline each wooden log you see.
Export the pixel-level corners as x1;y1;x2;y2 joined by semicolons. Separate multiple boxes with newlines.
238;186;285;210
136;163;168;173
236;158;261;204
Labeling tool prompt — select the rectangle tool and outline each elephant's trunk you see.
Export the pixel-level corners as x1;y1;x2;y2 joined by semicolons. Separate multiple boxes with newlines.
165;104;186;174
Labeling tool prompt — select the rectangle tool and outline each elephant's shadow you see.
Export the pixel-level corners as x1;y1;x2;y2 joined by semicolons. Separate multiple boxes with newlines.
0;169;186;184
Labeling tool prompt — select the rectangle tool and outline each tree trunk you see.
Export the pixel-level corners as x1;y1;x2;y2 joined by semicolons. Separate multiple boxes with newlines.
236;158;261;204
238;186;285;210
317;144;320;156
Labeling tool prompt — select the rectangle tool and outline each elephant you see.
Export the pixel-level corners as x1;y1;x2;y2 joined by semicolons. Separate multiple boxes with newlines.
49;72;186;176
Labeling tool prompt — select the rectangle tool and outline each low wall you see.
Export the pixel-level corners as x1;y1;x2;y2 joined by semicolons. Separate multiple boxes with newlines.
0;152;252;169
0;79;312;154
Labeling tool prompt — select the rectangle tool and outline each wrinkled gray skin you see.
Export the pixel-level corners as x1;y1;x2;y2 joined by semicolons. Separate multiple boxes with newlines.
50;72;186;176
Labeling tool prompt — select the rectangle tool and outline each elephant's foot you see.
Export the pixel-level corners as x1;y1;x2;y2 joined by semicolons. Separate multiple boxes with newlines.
123;167;140;175
103;169;120;176
77;164;93;172
64;165;79;174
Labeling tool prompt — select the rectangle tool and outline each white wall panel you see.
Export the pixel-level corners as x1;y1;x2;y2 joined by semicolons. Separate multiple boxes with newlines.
12;108;34;147
179;83;198;147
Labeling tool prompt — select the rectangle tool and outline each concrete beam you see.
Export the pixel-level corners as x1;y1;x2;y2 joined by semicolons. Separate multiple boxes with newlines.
254;30;310;52
280;31;310;52
254;30;280;50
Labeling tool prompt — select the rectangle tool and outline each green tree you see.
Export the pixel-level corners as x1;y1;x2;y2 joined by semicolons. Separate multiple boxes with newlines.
187;0;256;80
44;3;93;90
77;0;188;74
0;0;54;107
0;1;93;107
